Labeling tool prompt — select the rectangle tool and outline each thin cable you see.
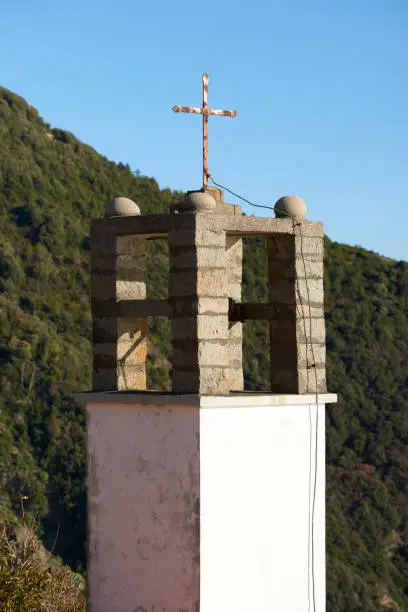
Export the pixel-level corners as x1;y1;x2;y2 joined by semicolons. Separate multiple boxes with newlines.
210;176;277;214
298;221;320;612
293;221;315;612
209;174;320;612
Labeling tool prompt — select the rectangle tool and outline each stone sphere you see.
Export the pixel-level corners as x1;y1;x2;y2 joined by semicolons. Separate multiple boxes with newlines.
274;195;307;219
105;197;141;218
178;190;216;213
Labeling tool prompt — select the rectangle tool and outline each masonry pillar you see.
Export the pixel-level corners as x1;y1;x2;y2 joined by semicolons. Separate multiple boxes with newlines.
268;196;326;393
205;186;244;390
90;197;147;391
169;191;230;394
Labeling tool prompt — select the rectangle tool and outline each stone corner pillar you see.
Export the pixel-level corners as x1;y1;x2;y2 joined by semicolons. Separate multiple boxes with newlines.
90;222;147;391
168;217;230;395
268;226;326;394
168;191;231;395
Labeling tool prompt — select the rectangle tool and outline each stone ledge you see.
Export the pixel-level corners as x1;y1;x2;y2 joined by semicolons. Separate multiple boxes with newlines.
75;391;338;407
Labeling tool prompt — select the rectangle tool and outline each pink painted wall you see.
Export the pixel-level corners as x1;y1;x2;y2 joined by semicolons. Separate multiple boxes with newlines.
87;402;200;612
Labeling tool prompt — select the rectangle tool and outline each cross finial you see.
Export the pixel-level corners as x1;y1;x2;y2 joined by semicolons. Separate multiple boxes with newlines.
172;73;238;189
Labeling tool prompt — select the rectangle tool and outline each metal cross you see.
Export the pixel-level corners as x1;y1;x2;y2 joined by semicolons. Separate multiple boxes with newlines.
172;73;237;189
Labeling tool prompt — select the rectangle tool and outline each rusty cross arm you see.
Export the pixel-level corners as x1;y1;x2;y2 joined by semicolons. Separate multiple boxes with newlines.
172;106;237;118
172;73;237;189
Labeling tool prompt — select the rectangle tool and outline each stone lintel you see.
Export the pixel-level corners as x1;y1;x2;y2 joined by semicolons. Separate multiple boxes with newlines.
91;212;322;239
196;214;324;238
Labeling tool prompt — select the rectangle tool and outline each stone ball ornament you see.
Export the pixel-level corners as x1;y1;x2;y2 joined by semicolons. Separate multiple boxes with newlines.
105;197;141;218
274;195;307;220
177;190;216;213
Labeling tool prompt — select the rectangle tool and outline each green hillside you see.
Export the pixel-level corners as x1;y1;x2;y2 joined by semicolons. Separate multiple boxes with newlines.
0;85;407;611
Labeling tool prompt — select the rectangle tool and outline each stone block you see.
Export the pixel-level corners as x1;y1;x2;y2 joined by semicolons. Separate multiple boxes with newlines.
297;343;326;368
197;298;229;315
228;268;243;283
298;367;326;394
296;318;326;345
269;316;325;346
229;321;243;339
226;236;243;267
295;279;324;305
268;258;323;279
269;278;323;305
228;282;242;301
199;366;229;394
228;341;243;367
169;223;226;249
198;341;229;366
172;367;229;394
171;316;229;341
171;247;226;270
268;235;324;261
116;235;146;257
116;280;146;300
172;341;228;368
216;203;242;216
229;367;244;391
169;269;228;298
117;364;147;391
197;315;229;341
197;269;228;297
294;303;325;319
195;229;226;248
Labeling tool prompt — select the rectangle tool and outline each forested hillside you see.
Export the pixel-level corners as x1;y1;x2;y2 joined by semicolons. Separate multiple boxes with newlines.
0;85;407;611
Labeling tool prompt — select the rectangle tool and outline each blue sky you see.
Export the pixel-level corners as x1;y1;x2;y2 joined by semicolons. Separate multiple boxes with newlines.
1;0;407;261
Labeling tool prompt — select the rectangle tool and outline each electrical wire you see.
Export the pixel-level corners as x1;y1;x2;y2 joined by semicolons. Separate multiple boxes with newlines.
209;174;320;612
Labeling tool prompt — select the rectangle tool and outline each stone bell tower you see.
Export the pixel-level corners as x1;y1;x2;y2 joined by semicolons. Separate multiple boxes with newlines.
77;188;336;612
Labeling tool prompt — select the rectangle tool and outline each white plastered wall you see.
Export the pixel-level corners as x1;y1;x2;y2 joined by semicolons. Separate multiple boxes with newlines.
81;393;335;612
199;397;328;612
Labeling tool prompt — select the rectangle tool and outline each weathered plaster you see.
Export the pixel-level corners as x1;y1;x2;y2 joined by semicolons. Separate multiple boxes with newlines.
87;402;200;612
82;394;336;611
